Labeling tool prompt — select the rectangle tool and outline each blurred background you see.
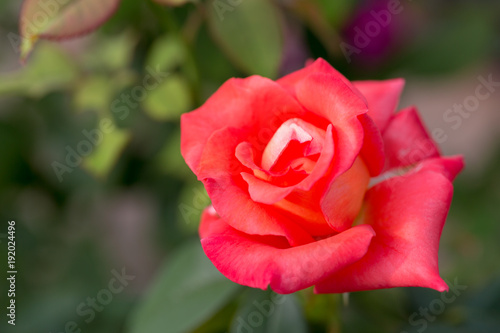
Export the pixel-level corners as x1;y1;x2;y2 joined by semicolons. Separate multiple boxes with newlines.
0;0;499;332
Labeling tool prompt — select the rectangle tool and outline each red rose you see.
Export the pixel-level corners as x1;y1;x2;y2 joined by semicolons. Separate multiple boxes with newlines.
180;58;463;294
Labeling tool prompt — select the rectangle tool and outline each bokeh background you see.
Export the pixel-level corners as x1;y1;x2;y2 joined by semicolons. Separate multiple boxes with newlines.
1;0;499;332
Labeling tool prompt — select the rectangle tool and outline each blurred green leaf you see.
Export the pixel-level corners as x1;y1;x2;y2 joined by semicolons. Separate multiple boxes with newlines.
0;42;78;97
81;31;138;71
146;34;199;98
127;240;240;333
398;9;495;75
207;0;283;78
314;0;356;27
83;127;130;179
155;129;191;178
147;35;186;73
177;181;210;232
142;74;191;121
74;75;115;113
230;289;308;333
74;70;137;115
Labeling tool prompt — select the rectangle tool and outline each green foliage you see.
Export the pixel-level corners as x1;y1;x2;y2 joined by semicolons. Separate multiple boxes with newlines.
127;240;240;333
207;0;284;78
396;8;496;76
0;43;78;97
230;289;308;333
143;74;192;121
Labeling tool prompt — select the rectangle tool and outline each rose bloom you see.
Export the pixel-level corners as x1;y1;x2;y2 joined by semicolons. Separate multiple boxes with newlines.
180;58;463;294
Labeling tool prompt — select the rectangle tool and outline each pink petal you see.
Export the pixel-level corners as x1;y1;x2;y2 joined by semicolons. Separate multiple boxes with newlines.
353;79;405;132
197;127;315;247
272;191;334;236
295;73;367;184
181;76;309;174
241;125;334;205
315;156;464;293
321;157;371;232
358;113;385;176
278;58;366;103
200;207;376;294
261;118;325;171
383;106;440;171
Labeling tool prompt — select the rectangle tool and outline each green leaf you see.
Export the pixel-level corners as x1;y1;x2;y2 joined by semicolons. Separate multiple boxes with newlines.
127;240;240;333
177;181;210;232
142;74;191;121
82;127;130;179
81;31;138;71
155;129;192;179
207;0;284;78
147;35;186;73
0;42;78;97
74;75;115;113
230;289;308;333
73;70;137;115
314;0;356;27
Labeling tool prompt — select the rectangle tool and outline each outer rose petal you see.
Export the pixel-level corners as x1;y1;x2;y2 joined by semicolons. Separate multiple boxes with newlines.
353;79;405;132
181;76;309;173
278;58;367;103
200;207;376;294
314;156;464;293
383;106;441;171
418;156;464;182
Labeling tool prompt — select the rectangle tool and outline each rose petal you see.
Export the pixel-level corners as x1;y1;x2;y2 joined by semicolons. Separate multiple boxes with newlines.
241;125;334;205
198;127;316;246
261;118;325;171
383;106;440;171
295;73;367;184
418;156;464;182
278;58;366;103
181;76;309;174
273;191;334;236
353;79;405;132
200;207;376;294
321;157;371;232
358;113;385;176
315;156;464;293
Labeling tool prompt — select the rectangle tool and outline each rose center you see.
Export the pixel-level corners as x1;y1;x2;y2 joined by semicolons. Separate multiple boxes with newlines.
261;118;325;175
